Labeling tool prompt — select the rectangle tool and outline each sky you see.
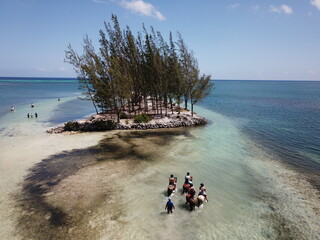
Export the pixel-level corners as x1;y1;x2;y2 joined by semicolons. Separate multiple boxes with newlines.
0;0;320;80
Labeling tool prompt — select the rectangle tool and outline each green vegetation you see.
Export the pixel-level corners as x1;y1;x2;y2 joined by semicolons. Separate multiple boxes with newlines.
64;120;117;131
65;14;213;122
119;112;129;119
64;121;80;131
134;113;151;123
90;120;117;131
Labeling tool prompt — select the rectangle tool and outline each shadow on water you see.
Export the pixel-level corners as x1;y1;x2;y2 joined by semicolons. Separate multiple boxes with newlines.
13;128;191;240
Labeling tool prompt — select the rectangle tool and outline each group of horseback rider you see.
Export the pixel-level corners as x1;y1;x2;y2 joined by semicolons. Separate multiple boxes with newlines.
165;172;208;213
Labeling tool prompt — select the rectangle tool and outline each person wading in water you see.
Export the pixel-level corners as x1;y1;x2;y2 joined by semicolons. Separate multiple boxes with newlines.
165;198;175;214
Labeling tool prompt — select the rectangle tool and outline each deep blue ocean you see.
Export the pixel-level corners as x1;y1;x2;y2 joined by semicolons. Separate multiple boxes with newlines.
1;78;319;177
200;80;320;176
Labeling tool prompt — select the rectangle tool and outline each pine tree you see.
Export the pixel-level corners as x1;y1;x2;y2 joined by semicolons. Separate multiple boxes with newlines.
190;74;213;116
65;14;213;121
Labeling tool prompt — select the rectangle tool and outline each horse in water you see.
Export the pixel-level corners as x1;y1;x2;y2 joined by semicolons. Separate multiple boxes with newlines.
197;195;205;207
167;184;175;197
186;196;196;211
182;183;190;194
167;176;177;197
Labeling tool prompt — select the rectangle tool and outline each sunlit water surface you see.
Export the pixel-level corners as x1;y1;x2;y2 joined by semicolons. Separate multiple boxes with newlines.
0;79;319;239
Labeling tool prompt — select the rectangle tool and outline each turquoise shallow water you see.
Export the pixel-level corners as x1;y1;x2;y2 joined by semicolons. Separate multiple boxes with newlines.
114;107;320;239
1;78;319;239
0;78;94;124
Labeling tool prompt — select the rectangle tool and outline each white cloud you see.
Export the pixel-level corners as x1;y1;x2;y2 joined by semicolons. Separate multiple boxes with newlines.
36;67;50;72
251;5;260;12
57;67;67;72
281;5;293;14
269;4;293;15
93;0;165;21
227;3;240;9
121;0;165;21
311;0;320;10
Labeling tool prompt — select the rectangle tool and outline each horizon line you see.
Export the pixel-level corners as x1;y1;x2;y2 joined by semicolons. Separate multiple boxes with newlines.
0;76;319;82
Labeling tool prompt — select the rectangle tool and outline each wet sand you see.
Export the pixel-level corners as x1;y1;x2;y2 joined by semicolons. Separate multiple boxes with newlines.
0;130;106;239
6;127;189;240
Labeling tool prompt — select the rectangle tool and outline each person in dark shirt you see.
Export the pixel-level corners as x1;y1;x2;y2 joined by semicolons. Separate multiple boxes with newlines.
165;198;175;214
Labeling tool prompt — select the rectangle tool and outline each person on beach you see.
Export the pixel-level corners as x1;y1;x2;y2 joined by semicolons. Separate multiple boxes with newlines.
27;113;30;118
165;198;175;214
31;103;34;108
35;112;38;118
10;106;15;112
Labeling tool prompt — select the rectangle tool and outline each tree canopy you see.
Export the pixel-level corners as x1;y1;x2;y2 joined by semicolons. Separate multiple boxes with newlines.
65;14;213;122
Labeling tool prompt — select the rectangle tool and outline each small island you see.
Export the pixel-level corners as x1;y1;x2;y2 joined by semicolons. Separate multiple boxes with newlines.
47;99;208;134
48;15;213;134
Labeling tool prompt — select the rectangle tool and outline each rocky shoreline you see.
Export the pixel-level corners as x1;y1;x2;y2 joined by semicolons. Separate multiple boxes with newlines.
46;112;208;134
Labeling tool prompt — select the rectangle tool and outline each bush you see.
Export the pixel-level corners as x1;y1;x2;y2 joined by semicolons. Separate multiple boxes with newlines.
134;113;151;123
105;120;117;130
120;112;129;119
64;121;80;131
90;120;117;131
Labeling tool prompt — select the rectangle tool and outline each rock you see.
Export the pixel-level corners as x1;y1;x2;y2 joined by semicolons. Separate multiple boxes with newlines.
42;192;54;197
47;113;209;133
44;213;52;220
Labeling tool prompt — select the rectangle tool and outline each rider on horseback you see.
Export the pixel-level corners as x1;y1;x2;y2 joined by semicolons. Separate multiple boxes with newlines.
186;183;196;203
198;183;208;202
185;172;192;184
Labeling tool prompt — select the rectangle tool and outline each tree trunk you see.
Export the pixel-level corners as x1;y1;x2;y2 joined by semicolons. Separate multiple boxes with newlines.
155;96;159;115
131;98;135;116
164;95;168;116
144;95;148;113
170;98;173;114
152;97;155;112
160;97;163;118
191;103;194;116
117;111;120;123
91;99;99;114
138;96;142;114
184;98;188;110
128;99;131;118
